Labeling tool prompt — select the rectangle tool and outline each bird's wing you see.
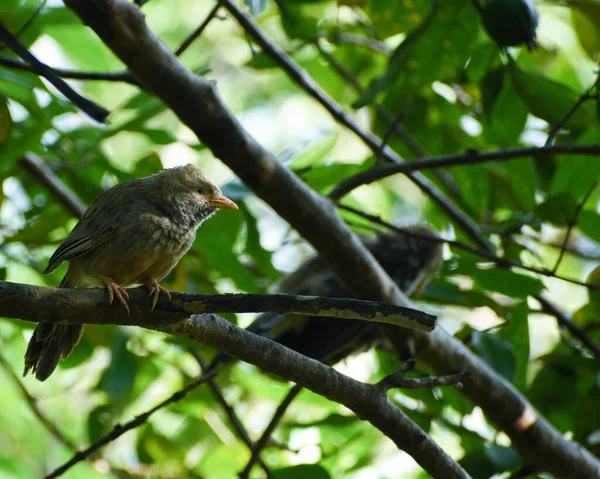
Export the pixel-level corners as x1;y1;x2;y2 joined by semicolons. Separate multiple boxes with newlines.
44;224;115;274
44;181;146;274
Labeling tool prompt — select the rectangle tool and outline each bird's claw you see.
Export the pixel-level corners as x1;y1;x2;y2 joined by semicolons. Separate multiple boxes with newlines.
141;280;171;312
106;282;130;315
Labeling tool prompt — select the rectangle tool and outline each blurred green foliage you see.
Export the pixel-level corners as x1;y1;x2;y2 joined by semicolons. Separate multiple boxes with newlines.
0;0;599;478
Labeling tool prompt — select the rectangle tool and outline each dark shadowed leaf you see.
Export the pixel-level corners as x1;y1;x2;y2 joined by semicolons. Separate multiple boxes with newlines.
471;330;516;382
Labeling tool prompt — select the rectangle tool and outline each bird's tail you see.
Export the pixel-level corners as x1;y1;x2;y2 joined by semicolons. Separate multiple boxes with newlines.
23;276;84;382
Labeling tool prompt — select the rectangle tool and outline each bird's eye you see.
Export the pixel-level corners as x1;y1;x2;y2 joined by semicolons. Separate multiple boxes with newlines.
196;188;204;195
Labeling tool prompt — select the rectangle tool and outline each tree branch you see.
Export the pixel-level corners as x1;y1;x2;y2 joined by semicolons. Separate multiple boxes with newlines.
330;145;600;201
54;1;600;476
45;371;217;479
174;1;223;56
5;280;470;479
338;203;600;292
0;55;141;86
552;181;599;274
0;281;435;331
239;384;303;479
223;0;491;250
545;75;599;145
0;22;110;122
191;351;272;477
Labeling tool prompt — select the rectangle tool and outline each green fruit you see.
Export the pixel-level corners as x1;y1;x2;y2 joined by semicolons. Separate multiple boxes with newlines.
482;0;539;49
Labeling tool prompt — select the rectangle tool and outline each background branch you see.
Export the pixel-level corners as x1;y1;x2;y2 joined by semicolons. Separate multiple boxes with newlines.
0;22;110;122
330;145;600;200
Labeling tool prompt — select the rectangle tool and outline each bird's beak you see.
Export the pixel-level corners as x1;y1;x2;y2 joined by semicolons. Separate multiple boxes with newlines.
210;195;238;210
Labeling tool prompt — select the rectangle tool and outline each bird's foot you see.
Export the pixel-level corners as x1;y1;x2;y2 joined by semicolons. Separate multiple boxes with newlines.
106;282;130;315
141;279;171;312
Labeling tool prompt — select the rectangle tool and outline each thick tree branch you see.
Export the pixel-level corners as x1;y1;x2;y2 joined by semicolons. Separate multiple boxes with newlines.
53;1;600;476
5;280;469;479
0;281;435;331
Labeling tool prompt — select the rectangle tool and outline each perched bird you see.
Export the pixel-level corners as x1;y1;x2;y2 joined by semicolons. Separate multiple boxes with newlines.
210;225;443;369
24;164;238;381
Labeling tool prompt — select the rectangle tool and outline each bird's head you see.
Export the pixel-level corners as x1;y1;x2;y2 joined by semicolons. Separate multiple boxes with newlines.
154;164;238;224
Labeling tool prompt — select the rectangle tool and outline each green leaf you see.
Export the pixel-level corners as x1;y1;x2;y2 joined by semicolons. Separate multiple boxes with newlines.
578;209;600;244
133;153;163;178
535;193;578;226
499;301;530;391
473;268;545;297
471;330;516;382
484;66;529;146
289;135;337;170
366;0;432;39
272;465;330;479
572;8;600;61
278;1;331;41
423;279;505;315
510;61;595;132
354;0;478;107
550;128;600;199
99;333;137;406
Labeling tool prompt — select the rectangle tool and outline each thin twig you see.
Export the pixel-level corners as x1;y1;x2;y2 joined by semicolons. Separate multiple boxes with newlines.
191;351;271;477
20;154;87;217
0;55;142;86
329;145;600;201
0;22;110;122
373;109;406;165
239;384;303;479
338;204;600;292
0;352;76;450
378;369;470;392
545;76;599;145
175;1;223;56
314;40;467;205
44;371;216;479
223;0;491;250
537;295;600;362
329;32;391;55
552;182;599;274
0;0;48;53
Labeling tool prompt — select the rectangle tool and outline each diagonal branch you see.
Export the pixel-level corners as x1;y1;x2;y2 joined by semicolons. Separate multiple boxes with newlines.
45;371;217;479
0;22;110;122
552;181;599;274
190;351;271;476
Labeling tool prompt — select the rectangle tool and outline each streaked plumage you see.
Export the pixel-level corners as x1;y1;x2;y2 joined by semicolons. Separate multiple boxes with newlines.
25;164;238;381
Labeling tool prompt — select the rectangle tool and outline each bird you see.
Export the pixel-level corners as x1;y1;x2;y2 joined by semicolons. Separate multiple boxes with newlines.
209;225;443;369
24;163;238;382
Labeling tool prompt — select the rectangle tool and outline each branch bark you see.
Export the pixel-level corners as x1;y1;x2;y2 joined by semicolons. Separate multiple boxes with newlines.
0;281;436;331
43;1;600;476
3;280;469;479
